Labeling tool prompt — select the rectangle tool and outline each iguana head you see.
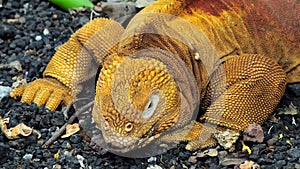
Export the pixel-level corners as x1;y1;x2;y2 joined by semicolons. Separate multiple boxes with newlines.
92;49;199;155
93;53;180;153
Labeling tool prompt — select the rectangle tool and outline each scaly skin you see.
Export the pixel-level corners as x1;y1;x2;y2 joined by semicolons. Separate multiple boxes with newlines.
11;0;299;152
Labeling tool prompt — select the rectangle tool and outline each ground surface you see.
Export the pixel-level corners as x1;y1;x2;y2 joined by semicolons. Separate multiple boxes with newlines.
0;0;300;168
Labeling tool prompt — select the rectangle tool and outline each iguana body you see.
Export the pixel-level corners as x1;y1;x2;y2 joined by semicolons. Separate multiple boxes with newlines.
11;0;299;153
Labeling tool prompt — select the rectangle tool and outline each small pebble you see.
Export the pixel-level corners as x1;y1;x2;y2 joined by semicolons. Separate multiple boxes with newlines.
147;157;157;163
43;28;49;35
35;35;42;41
63;150;72;157
76;154;86;168
23;3;29;9
147;164;163;169
19;17;26;24
23;154;33;160
53;164;62;169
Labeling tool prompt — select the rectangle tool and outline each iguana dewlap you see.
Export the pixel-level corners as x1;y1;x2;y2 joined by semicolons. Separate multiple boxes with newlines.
11;0;299;154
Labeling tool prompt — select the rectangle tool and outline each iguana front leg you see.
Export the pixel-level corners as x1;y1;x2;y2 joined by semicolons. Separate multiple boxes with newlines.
160;54;286;150
11;18;124;111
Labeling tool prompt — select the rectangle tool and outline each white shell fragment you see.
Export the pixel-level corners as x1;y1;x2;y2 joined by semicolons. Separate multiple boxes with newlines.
61;123;80;138
0;116;39;139
213;129;240;150
278;102;298;115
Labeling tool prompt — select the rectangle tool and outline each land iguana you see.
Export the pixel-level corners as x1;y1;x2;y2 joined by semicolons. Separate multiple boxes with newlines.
10;0;300;154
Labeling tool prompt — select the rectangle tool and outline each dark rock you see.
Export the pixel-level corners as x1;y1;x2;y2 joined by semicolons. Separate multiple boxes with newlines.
290;139;300;146
26;22;37;31
13;38;27;48
9;43;16;49
243;124;264;143
275;145;288;152
275;160;286;167
257;158;274;165
70;134;83;144
61;141;71;149
0;143;10;163
267;137;277;146
283;162;300;169
255;143;267;151
42;149;52;158
287;83;300;97
8;136;36;150
0;24;16;39
29;40;44;50
288;148;300;159
11;1;20;8
274;153;285;160
249;146;260;160
260;165;276;169
0;135;6;142
39;114;52;127
45;20;52;27
50;112;65;126
95;157;103;166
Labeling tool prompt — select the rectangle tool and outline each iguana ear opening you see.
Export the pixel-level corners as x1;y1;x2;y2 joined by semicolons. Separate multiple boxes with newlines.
142;94;159;119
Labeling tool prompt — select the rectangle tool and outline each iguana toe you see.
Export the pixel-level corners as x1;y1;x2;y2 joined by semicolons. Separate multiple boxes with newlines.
33;88;52;107
10;85;25;100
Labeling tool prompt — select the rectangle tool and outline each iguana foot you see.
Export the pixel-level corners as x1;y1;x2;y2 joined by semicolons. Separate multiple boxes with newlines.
158;121;218;151
184;122;218;151
10;77;73;111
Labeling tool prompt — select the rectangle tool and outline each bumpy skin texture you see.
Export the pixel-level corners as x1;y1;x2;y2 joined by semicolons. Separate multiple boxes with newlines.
11;0;299;152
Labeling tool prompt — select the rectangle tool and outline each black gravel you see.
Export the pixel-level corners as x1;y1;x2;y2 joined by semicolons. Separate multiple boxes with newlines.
1;0;300;168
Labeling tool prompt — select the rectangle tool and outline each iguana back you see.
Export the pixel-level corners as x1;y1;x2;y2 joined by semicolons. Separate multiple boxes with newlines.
141;0;300;83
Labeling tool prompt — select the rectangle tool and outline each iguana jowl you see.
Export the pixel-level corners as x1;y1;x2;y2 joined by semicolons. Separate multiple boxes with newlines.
10;0;299;153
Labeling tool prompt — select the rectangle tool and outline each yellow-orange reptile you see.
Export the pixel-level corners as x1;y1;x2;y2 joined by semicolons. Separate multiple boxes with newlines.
10;0;299;154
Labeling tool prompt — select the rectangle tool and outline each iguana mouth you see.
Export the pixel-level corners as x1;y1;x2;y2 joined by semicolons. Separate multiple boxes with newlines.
101;122;162;154
140;122;158;140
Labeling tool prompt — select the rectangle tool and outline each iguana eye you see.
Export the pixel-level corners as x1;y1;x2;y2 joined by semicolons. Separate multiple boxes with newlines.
142;94;159;119
125;122;133;132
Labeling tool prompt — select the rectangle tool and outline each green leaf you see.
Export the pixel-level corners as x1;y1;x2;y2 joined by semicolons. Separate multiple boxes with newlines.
48;0;94;10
